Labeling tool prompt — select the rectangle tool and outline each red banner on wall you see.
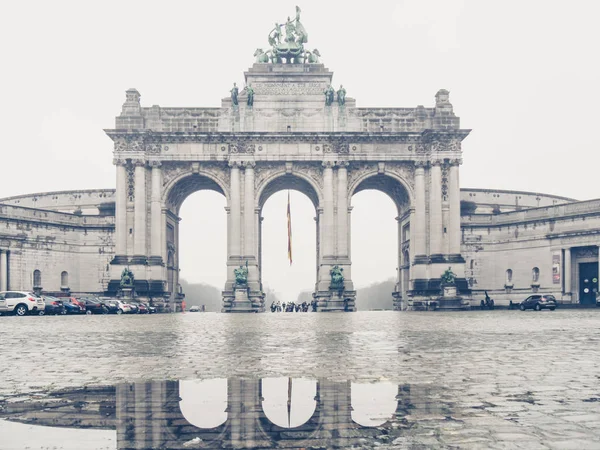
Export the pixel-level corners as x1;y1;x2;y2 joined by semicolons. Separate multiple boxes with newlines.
552;254;561;284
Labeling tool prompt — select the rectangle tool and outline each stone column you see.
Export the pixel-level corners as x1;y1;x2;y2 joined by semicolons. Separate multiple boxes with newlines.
133;160;147;261
413;163;426;258
0;250;7;291
229;161;242;259
564;247;571;295
243;162;255;258
448;160;462;256
336;161;349;258
149;162;163;264
114;159;128;258
429;160;443;257
322;161;335;258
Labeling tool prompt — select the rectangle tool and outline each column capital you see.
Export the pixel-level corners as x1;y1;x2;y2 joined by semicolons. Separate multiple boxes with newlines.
430;159;443;167
337;160;350;168
322;161;336;169
149;161;162;168
113;158;127;166
414;160;427;169
448;158;463;166
132;159;146;167
243;161;256;169
228;160;242;168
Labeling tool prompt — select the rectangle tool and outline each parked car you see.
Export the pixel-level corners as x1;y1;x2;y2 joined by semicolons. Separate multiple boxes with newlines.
81;298;108;315
0;291;45;316
126;302;139;314
146;303;157;314
189;306;200;312
130;302;149;314
104;300;132;315
42;296;66;315
61;297;85;314
519;294;557;311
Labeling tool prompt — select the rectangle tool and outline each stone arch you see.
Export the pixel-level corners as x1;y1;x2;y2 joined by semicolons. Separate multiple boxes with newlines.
348;170;413;214
255;169;323;210
260;378;318;429
162;168;229;214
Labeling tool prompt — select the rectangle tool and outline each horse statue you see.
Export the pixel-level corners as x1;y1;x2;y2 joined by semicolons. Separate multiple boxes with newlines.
254;48;270;64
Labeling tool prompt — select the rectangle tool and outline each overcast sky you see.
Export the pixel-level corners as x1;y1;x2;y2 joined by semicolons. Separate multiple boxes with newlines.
1;1;599;302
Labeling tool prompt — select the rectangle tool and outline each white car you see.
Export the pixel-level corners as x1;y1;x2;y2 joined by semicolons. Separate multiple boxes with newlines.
105;299;132;315
0;291;46;316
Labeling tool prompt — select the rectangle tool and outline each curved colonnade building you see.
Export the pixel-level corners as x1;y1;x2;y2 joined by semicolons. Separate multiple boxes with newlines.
1;183;598;308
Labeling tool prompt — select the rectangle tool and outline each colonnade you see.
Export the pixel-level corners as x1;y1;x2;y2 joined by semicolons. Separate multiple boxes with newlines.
0;249;8;291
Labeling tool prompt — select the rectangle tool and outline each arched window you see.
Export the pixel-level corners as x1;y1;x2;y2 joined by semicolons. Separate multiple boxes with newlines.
505;269;513;284
61;271;69;288
532;267;540;283
33;270;42;287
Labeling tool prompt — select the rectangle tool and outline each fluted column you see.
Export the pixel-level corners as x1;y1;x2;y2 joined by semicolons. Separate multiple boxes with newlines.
413;163;426;257
0;250;7;291
229;161;242;259
150;162;163;263
322;162;335;258
448;160;462;255
114;159;128;258
429;160;443;256
133;160;147;261
243;162;255;258
336;161;349;257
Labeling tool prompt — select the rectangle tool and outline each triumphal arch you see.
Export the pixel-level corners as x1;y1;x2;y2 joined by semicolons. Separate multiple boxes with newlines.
105;8;470;312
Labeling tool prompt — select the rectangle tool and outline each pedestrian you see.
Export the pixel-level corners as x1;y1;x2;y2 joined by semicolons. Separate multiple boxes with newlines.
181;299;186;313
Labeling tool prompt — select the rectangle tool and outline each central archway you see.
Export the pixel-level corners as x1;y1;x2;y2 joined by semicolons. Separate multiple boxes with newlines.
257;172;322;304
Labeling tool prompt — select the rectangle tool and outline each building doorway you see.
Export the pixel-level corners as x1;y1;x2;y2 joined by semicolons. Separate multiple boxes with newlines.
578;262;598;305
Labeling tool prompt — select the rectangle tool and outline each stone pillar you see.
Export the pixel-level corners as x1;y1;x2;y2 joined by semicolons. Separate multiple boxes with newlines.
413;164;426;258
133;160;147;262
336;162;349;257
114;159;128;259
243;162;255;258
149;162;163;264
448;160;462;256
0;250;7;291
229;162;242;259
429;160;443;257
322;162;335;258
564;247;571;295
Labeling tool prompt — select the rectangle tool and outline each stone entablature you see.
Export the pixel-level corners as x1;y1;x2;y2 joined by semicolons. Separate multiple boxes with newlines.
461;198;600;227
0;204;114;228
461;188;576;214
0;189;116;215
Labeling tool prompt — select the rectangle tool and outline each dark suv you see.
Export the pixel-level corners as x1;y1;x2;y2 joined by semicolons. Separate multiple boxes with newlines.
519;295;557;311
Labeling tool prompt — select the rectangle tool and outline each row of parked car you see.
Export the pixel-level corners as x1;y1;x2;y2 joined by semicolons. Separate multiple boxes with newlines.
0;291;157;316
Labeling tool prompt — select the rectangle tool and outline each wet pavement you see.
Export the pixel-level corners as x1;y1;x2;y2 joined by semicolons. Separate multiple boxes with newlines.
0;310;600;448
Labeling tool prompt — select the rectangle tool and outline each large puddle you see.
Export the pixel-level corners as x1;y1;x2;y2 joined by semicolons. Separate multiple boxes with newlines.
0;378;429;449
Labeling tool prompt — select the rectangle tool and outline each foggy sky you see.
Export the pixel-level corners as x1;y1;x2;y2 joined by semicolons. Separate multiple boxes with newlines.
2;1;599;300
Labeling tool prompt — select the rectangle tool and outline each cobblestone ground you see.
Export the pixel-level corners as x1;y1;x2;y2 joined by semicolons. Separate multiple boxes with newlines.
1;310;600;448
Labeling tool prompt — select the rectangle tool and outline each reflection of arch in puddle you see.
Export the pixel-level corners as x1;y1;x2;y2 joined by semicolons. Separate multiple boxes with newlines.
179;379;228;429
351;381;398;427
260;378;318;428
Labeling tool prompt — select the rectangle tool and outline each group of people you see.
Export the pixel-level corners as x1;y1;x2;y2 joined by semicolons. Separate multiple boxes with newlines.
270;300;316;313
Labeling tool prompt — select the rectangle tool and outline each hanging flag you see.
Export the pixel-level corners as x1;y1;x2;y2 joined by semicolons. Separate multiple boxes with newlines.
287;191;292;265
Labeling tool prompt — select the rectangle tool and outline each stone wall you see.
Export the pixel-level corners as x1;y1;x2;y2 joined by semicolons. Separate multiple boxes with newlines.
0;204;114;294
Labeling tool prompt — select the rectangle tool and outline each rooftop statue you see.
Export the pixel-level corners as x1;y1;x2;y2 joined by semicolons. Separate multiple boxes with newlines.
230;83;239;106
337;85;346;106
265;6;310;64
